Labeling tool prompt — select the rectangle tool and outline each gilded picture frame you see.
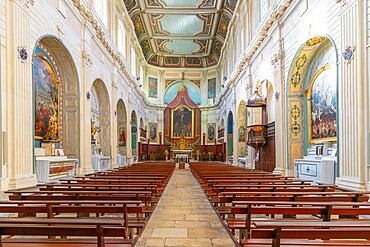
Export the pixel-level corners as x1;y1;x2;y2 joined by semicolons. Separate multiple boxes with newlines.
171;105;194;139
307;64;337;143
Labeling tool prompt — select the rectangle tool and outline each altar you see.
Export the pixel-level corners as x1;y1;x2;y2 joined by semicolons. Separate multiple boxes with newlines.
172;149;192;162
36;156;79;183
91;155;111;171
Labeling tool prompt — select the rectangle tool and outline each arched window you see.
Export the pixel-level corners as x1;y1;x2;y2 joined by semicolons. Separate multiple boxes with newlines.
117;20;126;59
94;0;108;28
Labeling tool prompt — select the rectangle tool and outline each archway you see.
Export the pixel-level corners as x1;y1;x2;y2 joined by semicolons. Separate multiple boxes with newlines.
117;99;127;154
33;36;80;162
90;79;110;156
286;36;338;171
227;111;234;156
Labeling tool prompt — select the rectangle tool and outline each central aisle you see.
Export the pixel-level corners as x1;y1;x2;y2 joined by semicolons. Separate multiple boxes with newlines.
136;168;236;247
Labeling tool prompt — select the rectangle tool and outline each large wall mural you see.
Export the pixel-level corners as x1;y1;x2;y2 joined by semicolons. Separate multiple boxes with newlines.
122;0;238;68
164;81;201;105
34;46;61;142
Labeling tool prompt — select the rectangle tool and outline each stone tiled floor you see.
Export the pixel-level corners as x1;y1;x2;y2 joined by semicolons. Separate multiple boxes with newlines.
135;167;236;247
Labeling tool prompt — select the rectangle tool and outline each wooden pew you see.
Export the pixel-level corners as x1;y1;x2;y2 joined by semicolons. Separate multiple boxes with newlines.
243;221;370;247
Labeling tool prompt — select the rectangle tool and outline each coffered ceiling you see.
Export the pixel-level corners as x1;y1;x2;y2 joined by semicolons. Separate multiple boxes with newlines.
122;0;238;68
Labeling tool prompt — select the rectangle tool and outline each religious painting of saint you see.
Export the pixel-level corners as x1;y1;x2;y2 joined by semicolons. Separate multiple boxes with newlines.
149;122;157;141
238;126;246;142
208;78;216;99
148;77;158;98
33;47;61;142
308;65;337;143
118;127;126;146
172;106;193;138
207;124;215;142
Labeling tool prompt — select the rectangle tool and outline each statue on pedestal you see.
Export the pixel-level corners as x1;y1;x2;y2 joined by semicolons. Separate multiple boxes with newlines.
164;149;169;161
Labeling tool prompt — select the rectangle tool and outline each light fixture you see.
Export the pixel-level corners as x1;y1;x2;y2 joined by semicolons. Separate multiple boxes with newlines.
136;77;140;81
223;76;227;81
139;84;142;88
86;91;90;100
221;84;225;88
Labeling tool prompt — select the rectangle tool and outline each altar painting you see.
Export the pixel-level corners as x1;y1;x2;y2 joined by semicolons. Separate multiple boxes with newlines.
33;47;61;142
149;122;157;141
172;106;193;138
118;127;126;146
308;65;336;142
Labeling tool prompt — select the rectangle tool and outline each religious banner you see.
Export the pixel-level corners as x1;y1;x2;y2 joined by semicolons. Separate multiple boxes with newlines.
208;78;216;99
148;77;158;98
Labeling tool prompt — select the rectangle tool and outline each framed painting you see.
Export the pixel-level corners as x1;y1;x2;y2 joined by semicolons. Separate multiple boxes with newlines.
149;122;157;141
208;78;216;99
171;105;194;138
33;48;61;142
308;65;337;143
148;77;158;98
207;123;215;142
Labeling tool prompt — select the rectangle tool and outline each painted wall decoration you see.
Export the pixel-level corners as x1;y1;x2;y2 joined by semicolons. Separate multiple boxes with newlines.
148;77;158;98
208;78;216;99
172;106;193;138
149;122;157;141
119;127;126;146
164;81;201;105
308;65;336;142
238;126;246;142
34;47;61;142
207;123;215;142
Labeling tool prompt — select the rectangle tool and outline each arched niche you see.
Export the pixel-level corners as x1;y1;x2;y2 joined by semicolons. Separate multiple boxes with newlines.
286;36;338;169
117;99;127;154
90;79;110;155
33;35;80;161
131;111;138;154
237;101;247;157
227;111;234;156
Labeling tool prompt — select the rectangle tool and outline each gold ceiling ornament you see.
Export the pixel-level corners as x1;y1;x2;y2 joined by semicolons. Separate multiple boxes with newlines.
305;36;326;47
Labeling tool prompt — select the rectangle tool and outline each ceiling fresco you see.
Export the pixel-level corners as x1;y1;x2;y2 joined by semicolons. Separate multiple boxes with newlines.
123;0;238;68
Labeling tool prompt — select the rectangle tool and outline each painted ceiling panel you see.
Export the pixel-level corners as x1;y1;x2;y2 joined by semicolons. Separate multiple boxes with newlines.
161;0;203;7
160;15;203;35
165;40;201;54
123;0;238;68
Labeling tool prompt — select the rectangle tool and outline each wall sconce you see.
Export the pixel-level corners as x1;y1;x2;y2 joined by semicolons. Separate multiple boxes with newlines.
86;91;90;100
114;111;117;116
139;84;142;88
221;84;225;88
136;77;140;81
275;91;280;101
223;76;227;82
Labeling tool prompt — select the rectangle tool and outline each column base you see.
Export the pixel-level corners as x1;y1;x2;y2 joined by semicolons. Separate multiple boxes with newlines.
273;167;285;175
336;177;367;191
79;166;95;175
6;174;38;190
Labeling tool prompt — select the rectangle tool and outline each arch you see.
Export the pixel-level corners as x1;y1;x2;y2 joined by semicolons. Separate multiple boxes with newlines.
286;35;338;170
227;111;234;156
131;111;138;154
33;35;80;163
117;99;127;154
237;101;247;157
91;79;111;156
164;80;201;105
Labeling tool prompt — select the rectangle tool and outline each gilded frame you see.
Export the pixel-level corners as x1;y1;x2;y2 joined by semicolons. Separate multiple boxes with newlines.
307;64;337;143
171;105;194;139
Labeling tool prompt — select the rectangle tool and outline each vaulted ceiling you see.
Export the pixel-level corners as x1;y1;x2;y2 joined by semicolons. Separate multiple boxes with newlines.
123;0;238;68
